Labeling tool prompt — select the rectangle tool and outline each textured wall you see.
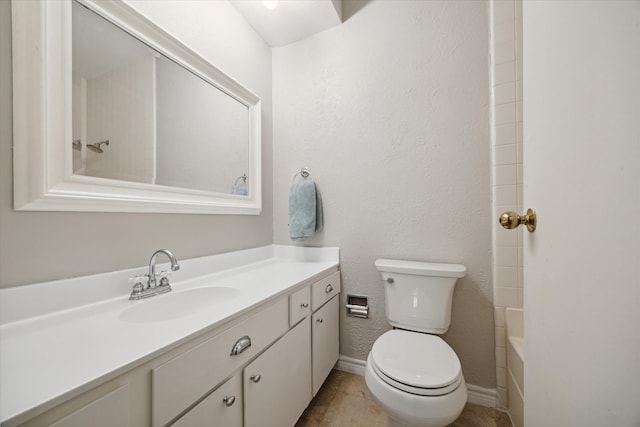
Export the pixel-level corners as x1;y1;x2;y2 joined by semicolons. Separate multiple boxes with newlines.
273;1;494;387
0;1;273;287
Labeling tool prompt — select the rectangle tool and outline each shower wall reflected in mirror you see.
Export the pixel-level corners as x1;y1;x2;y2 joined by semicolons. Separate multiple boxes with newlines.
72;1;249;194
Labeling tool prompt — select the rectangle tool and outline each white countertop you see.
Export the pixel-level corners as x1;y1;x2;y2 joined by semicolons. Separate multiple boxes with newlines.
0;245;339;425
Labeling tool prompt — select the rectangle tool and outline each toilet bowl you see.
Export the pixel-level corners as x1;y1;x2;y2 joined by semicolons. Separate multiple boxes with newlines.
365;330;467;427
365;259;467;427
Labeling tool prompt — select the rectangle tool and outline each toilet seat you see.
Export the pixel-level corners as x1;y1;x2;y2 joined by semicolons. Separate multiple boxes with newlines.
370;330;462;396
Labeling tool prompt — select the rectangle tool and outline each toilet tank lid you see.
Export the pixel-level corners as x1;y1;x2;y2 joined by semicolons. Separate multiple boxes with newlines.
375;259;466;278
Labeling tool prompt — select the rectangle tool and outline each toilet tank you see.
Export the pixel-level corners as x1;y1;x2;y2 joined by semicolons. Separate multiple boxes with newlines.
375;259;466;334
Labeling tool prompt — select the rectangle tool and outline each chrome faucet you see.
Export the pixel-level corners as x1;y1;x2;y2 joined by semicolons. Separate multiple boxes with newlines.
129;249;180;300
148;249;180;288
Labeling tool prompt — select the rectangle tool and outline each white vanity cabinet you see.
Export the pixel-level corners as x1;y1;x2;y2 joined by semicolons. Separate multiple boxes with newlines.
243;317;312;427
156;270;340;427
5;267;340;427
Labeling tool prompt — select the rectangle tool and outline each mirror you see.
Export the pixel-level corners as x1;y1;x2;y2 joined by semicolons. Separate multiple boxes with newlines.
72;2;250;195
12;0;261;214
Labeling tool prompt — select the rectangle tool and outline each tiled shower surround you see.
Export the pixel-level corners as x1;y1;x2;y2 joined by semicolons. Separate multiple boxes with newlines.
490;0;523;408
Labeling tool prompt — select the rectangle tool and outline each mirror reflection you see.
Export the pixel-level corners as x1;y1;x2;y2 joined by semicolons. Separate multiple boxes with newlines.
71;1;250;195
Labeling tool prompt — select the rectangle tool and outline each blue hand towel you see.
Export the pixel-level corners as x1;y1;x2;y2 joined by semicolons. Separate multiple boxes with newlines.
289;180;322;242
231;184;248;195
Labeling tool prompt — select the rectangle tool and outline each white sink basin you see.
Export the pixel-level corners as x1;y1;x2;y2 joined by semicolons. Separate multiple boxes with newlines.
118;287;240;323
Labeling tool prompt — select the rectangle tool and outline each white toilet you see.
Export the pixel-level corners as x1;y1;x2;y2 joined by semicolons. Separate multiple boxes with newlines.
365;259;467;427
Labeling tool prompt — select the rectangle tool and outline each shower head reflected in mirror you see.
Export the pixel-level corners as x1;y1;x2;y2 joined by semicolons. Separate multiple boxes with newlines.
72;139;82;151
87;140;110;154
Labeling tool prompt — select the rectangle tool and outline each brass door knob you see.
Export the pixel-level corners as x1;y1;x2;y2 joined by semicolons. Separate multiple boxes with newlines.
499;208;536;232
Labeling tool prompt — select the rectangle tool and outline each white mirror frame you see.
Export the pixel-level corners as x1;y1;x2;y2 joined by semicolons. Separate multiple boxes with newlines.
12;0;261;214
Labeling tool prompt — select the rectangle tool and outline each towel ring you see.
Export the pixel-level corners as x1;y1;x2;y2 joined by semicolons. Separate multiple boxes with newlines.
234;174;247;186
292;167;311;183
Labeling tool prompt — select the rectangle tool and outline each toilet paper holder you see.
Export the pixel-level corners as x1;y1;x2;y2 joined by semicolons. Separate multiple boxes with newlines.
346;294;369;319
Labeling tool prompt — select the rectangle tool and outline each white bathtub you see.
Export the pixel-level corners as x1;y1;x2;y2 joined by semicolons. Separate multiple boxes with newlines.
506;308;524;427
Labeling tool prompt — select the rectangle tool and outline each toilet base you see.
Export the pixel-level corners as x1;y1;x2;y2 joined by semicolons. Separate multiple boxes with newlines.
365;354;467;427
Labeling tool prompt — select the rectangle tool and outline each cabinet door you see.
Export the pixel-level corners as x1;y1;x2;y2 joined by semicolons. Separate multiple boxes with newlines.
312;295;339;396
172;375;242;427
244;317;311;427
49;385;130;427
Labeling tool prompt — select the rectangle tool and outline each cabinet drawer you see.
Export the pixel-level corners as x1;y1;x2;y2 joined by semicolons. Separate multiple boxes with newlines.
311;270;341;311
289;285;311;326
152;297;288;427
172;375;242;427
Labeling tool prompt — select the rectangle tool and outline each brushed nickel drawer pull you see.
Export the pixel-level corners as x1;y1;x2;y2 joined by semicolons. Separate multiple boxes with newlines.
222;395;236;407
230;336;251;356
250;374;261;383
325;284;333;293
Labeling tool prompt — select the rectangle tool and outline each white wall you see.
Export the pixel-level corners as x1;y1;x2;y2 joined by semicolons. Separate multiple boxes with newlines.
0;0;273;287
273;1;495;388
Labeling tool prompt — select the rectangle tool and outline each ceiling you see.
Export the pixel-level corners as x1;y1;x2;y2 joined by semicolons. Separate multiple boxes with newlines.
230;0;343;47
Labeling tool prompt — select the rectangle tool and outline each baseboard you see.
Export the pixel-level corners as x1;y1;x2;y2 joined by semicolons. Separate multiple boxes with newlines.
466;384;497;407
335;354;366;376
336;354;498;408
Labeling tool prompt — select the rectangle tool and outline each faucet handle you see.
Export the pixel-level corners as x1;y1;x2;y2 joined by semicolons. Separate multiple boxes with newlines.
156;270;173;287
128;275;148;298
129;274;148;285
129;274;152;290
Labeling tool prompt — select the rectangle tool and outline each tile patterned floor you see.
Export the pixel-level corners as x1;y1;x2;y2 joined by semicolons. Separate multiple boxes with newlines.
296;370;512;427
